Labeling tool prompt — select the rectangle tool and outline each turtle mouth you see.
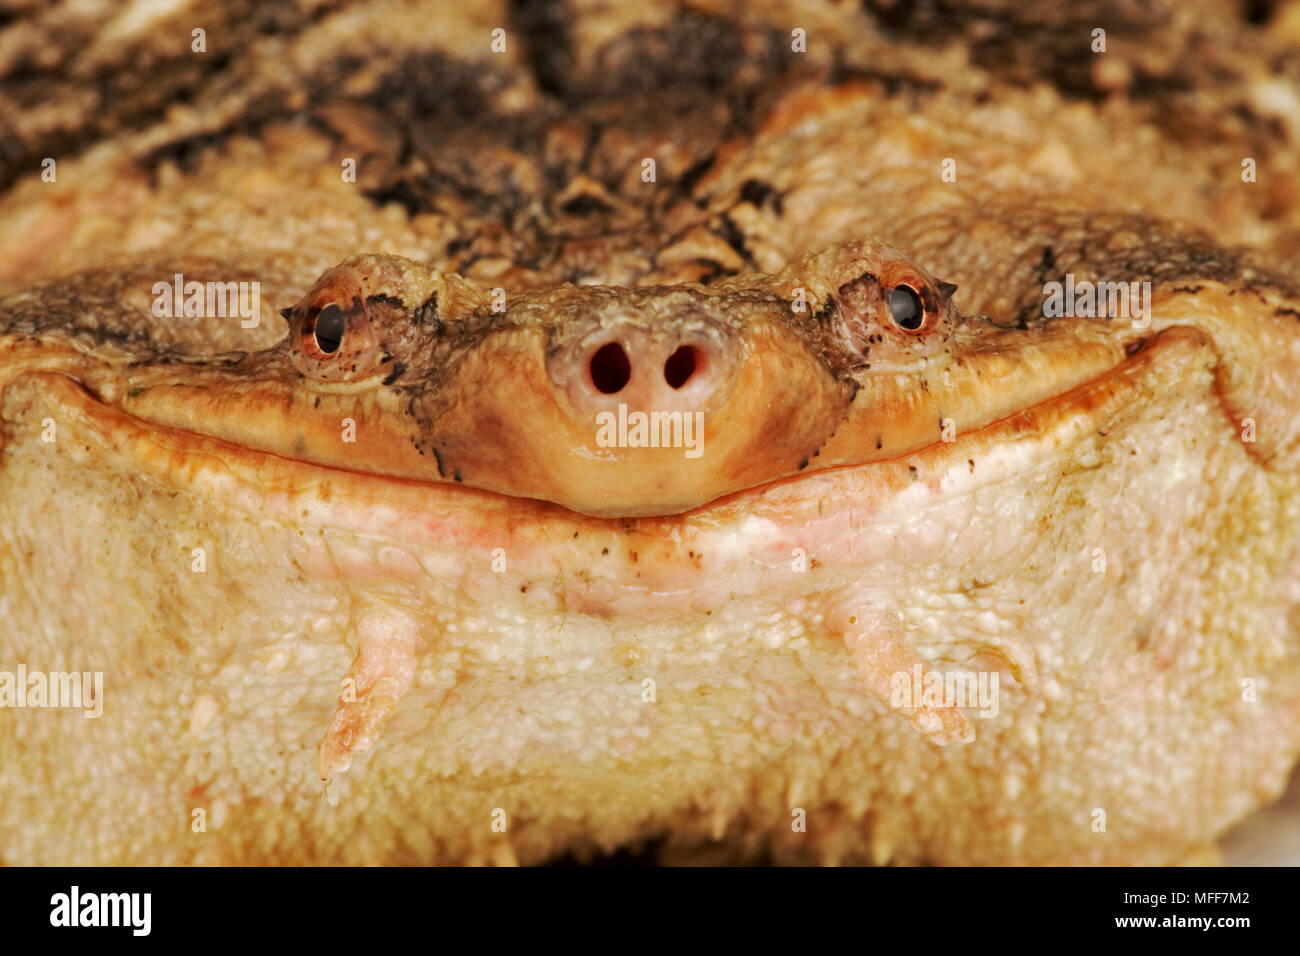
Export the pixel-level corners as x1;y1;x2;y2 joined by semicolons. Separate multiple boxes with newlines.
27;326;1208;539
33;304;1159;519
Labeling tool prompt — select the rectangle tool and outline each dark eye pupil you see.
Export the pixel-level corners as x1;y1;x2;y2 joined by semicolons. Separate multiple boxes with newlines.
887;286;924;331
312;304;345;353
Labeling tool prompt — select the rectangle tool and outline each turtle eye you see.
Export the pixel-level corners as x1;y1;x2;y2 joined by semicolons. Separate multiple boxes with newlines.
299;295;364;359
886;285;924;332
286;267;398;382
308;303;345;354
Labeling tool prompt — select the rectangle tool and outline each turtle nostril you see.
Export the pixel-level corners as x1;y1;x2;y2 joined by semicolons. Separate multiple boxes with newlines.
590;342;631;394
663;345;698;389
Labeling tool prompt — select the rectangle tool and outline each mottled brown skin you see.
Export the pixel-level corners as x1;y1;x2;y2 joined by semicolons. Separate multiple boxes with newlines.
1;0;1300;865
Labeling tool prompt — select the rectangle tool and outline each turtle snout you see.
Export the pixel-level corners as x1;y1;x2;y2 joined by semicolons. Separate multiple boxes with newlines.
545;313;738;423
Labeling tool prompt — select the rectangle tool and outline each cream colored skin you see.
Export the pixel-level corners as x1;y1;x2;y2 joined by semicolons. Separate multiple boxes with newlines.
2;239;1300;865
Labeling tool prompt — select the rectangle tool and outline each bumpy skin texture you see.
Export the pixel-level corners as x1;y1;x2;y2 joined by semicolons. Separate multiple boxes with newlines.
1;0;1300;865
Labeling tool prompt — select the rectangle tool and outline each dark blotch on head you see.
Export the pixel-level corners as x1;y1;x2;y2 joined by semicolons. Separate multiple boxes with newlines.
561;193;616;216
414;292;439;326
507;0;573;97
715;213;757;270
363;179;425;217
837;273;878;316
812;298;838;324
739;178;782;213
